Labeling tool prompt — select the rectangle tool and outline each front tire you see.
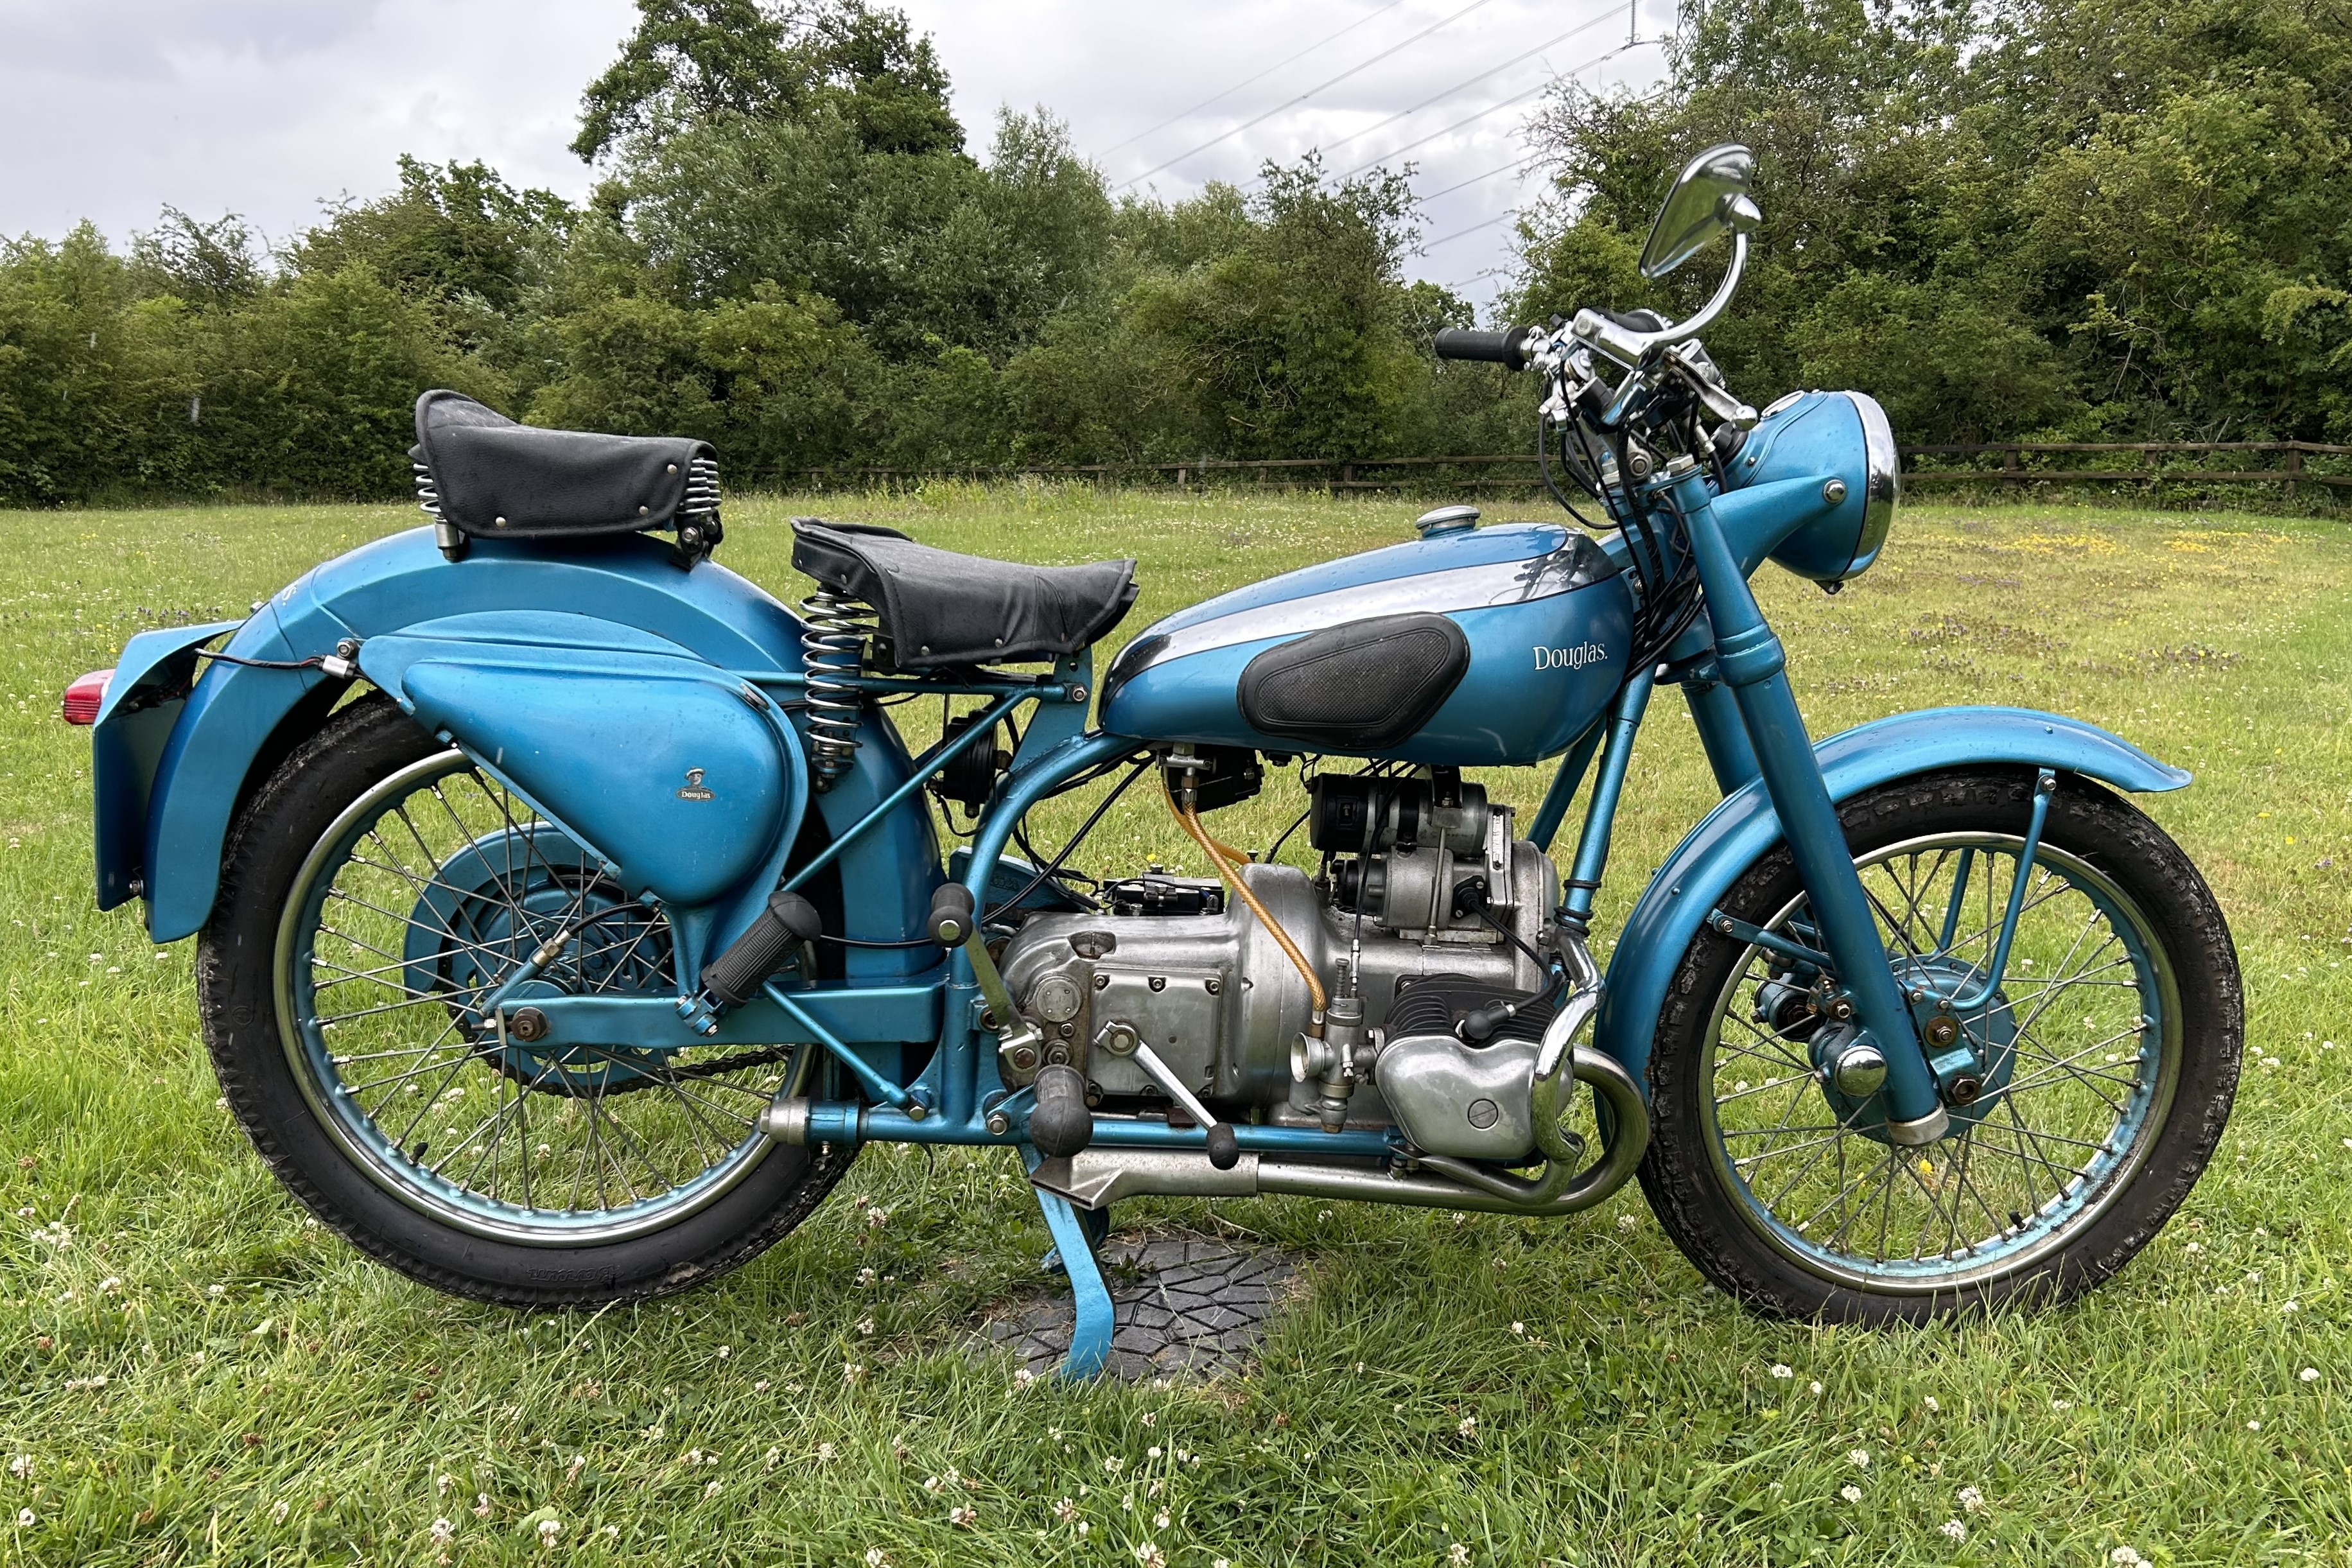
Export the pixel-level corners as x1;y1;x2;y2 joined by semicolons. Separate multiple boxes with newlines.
1638;767;2240;1321
198;696;854;1309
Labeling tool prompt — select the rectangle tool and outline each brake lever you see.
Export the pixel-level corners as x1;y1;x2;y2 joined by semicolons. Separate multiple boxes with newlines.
1664;345;1758;430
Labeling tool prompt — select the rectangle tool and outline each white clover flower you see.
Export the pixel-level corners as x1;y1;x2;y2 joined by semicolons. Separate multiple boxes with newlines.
2247;1420;2261;1431
715;1345;729;1360
473;1494;491;1519
1769;1364;1792;1379
1809;1381;1823;1396
1133;1544;1165;1568
1958;1485;1985;1513
1923;1397;1940;1413
430;1518;455;1544
2111;1549;2147;1567
864;1551;889;1568
2051;1399;2073;1412
1153;1508;1171;1528
1103;1457;1122;1474
1847;1449;1869;1468
6;1456;28;1481
2301;1368;2321;1384
1147;1445;1162;1459
1449;1544;1472;1567
815;1443;837;1463
436;1474;455;1497
1458;1416;1477;1438
536;1517;561;1549
2282;1301;2300;1314
1939;1520;1967;1542
949;1506;976;1528
1054;1498;1079;1524
16;1509;33;1528
269;1500;290;1524
1840;1484;1862;1503
1617;1213;1637;1231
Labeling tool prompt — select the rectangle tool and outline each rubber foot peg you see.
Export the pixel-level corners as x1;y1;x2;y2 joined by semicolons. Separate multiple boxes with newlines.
1028;1064;1093;1158
928;882;977;946
1205;1122;1240;1171
699;889;822;1007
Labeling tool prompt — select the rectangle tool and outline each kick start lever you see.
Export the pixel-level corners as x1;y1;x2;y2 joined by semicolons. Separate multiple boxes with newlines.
1096;1021;1242;1171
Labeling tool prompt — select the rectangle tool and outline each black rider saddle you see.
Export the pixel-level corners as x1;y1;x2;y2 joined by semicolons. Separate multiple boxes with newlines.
791;519;1137;671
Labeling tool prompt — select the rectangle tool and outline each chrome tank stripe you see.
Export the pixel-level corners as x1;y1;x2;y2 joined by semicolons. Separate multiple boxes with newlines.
1117;549;1607;683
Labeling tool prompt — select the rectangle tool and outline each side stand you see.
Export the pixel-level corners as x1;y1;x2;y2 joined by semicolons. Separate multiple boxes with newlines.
1020;1146;1113;1379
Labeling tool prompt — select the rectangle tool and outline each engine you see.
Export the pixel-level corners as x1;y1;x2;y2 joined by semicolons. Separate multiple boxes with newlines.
995;763;1562;1160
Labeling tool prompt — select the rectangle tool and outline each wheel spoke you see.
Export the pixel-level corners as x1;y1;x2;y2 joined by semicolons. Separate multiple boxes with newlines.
281;751;769;1240
1700;824;2175;1288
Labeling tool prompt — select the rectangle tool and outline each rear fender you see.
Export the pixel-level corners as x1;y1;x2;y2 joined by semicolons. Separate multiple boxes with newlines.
140;527;941;979
92;620;242;909
1592;706;2190;1090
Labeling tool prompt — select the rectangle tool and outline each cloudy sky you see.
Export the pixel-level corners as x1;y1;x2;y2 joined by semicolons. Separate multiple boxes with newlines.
0;0;1666;309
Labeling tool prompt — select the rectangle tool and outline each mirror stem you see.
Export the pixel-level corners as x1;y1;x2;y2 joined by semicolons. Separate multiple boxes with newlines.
1572;232;1750;370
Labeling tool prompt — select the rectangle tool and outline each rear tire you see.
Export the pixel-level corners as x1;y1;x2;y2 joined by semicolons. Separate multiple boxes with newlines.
1637;767;2240;1321
198;696;854;1309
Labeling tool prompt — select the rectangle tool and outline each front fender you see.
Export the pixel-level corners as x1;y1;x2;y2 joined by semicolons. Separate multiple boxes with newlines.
1591;706;2188;1090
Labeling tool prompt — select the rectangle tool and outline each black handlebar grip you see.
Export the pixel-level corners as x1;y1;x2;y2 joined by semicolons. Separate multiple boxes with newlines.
928;882;977;946
1433;326;1535;369
699;889;821;1007
1028;1064;1094;1158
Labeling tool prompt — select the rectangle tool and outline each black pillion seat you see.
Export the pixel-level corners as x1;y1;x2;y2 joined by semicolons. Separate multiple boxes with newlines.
410;390;724;561
790;519;1137;672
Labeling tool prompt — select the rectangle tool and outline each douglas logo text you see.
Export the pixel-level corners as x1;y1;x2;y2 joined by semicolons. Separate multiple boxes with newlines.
1533;641;1612;672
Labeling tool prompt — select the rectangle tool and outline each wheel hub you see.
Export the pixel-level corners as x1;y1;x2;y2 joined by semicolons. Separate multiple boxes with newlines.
1809;954;2019;1143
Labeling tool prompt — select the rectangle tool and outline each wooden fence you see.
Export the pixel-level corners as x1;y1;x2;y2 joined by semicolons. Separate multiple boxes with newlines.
748;441;2352;498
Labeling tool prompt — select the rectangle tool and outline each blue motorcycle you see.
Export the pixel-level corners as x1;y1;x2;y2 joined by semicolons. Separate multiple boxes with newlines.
71;146;2240;1370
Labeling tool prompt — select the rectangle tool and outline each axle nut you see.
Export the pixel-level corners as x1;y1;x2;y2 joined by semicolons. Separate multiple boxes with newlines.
1829;1042;1888;1097
509;1006;549;1043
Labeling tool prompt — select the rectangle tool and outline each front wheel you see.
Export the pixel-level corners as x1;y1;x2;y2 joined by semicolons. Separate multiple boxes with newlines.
198;696;855;1309
1639;767;2240;1321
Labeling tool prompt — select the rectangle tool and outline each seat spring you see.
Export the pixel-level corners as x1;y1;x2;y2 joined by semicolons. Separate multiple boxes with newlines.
800;588;872;789
681;456;721;528
412;462;442;519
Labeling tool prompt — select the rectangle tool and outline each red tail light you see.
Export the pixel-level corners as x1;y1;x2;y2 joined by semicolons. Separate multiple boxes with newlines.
61;669;112;726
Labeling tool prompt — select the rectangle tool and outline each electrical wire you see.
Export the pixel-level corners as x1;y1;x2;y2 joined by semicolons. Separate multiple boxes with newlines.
1339;37;1657;181
1099;0;1413;158
1319;13;1616;161
1117;0;1503;189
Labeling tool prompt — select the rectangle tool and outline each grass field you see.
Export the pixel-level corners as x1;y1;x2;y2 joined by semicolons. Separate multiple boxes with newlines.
2;485;2349;1567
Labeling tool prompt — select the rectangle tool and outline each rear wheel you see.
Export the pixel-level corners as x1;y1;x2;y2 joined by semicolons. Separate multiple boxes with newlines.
1638;767;2240;1321
198;696;853;1308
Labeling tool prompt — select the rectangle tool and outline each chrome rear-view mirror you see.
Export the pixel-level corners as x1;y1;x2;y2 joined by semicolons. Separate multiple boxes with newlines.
1639;144;1761;279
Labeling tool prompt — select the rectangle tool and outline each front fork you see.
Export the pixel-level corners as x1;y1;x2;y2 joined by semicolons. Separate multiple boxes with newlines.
1663;462;1952;1142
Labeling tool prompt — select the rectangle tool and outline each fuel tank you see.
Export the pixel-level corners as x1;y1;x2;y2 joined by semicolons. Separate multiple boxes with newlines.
1100;523;1632;765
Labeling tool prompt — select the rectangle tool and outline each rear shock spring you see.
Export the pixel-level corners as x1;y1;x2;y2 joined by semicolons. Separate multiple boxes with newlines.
800;588;874;789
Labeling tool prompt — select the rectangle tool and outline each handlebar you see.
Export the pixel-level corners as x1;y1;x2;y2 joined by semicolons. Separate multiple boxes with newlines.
1433;326;1537;370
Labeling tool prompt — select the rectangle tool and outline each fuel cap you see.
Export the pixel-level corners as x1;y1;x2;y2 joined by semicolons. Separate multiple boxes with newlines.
1413;504;1479;537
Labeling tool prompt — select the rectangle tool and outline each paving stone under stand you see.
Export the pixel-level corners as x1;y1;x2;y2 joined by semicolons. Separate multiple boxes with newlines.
978;1237;1300;1381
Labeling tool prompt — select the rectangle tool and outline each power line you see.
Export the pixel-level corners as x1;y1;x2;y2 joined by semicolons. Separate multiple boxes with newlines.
1419;152;1543;205
1099;0;1413;159
1423;210;1518;250
1339;38;1657;180
1115;0;1504;190
1316;11;1617;161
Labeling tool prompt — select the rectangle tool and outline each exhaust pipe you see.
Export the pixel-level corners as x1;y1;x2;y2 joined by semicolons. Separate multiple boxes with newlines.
1028;1043;1648;1217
